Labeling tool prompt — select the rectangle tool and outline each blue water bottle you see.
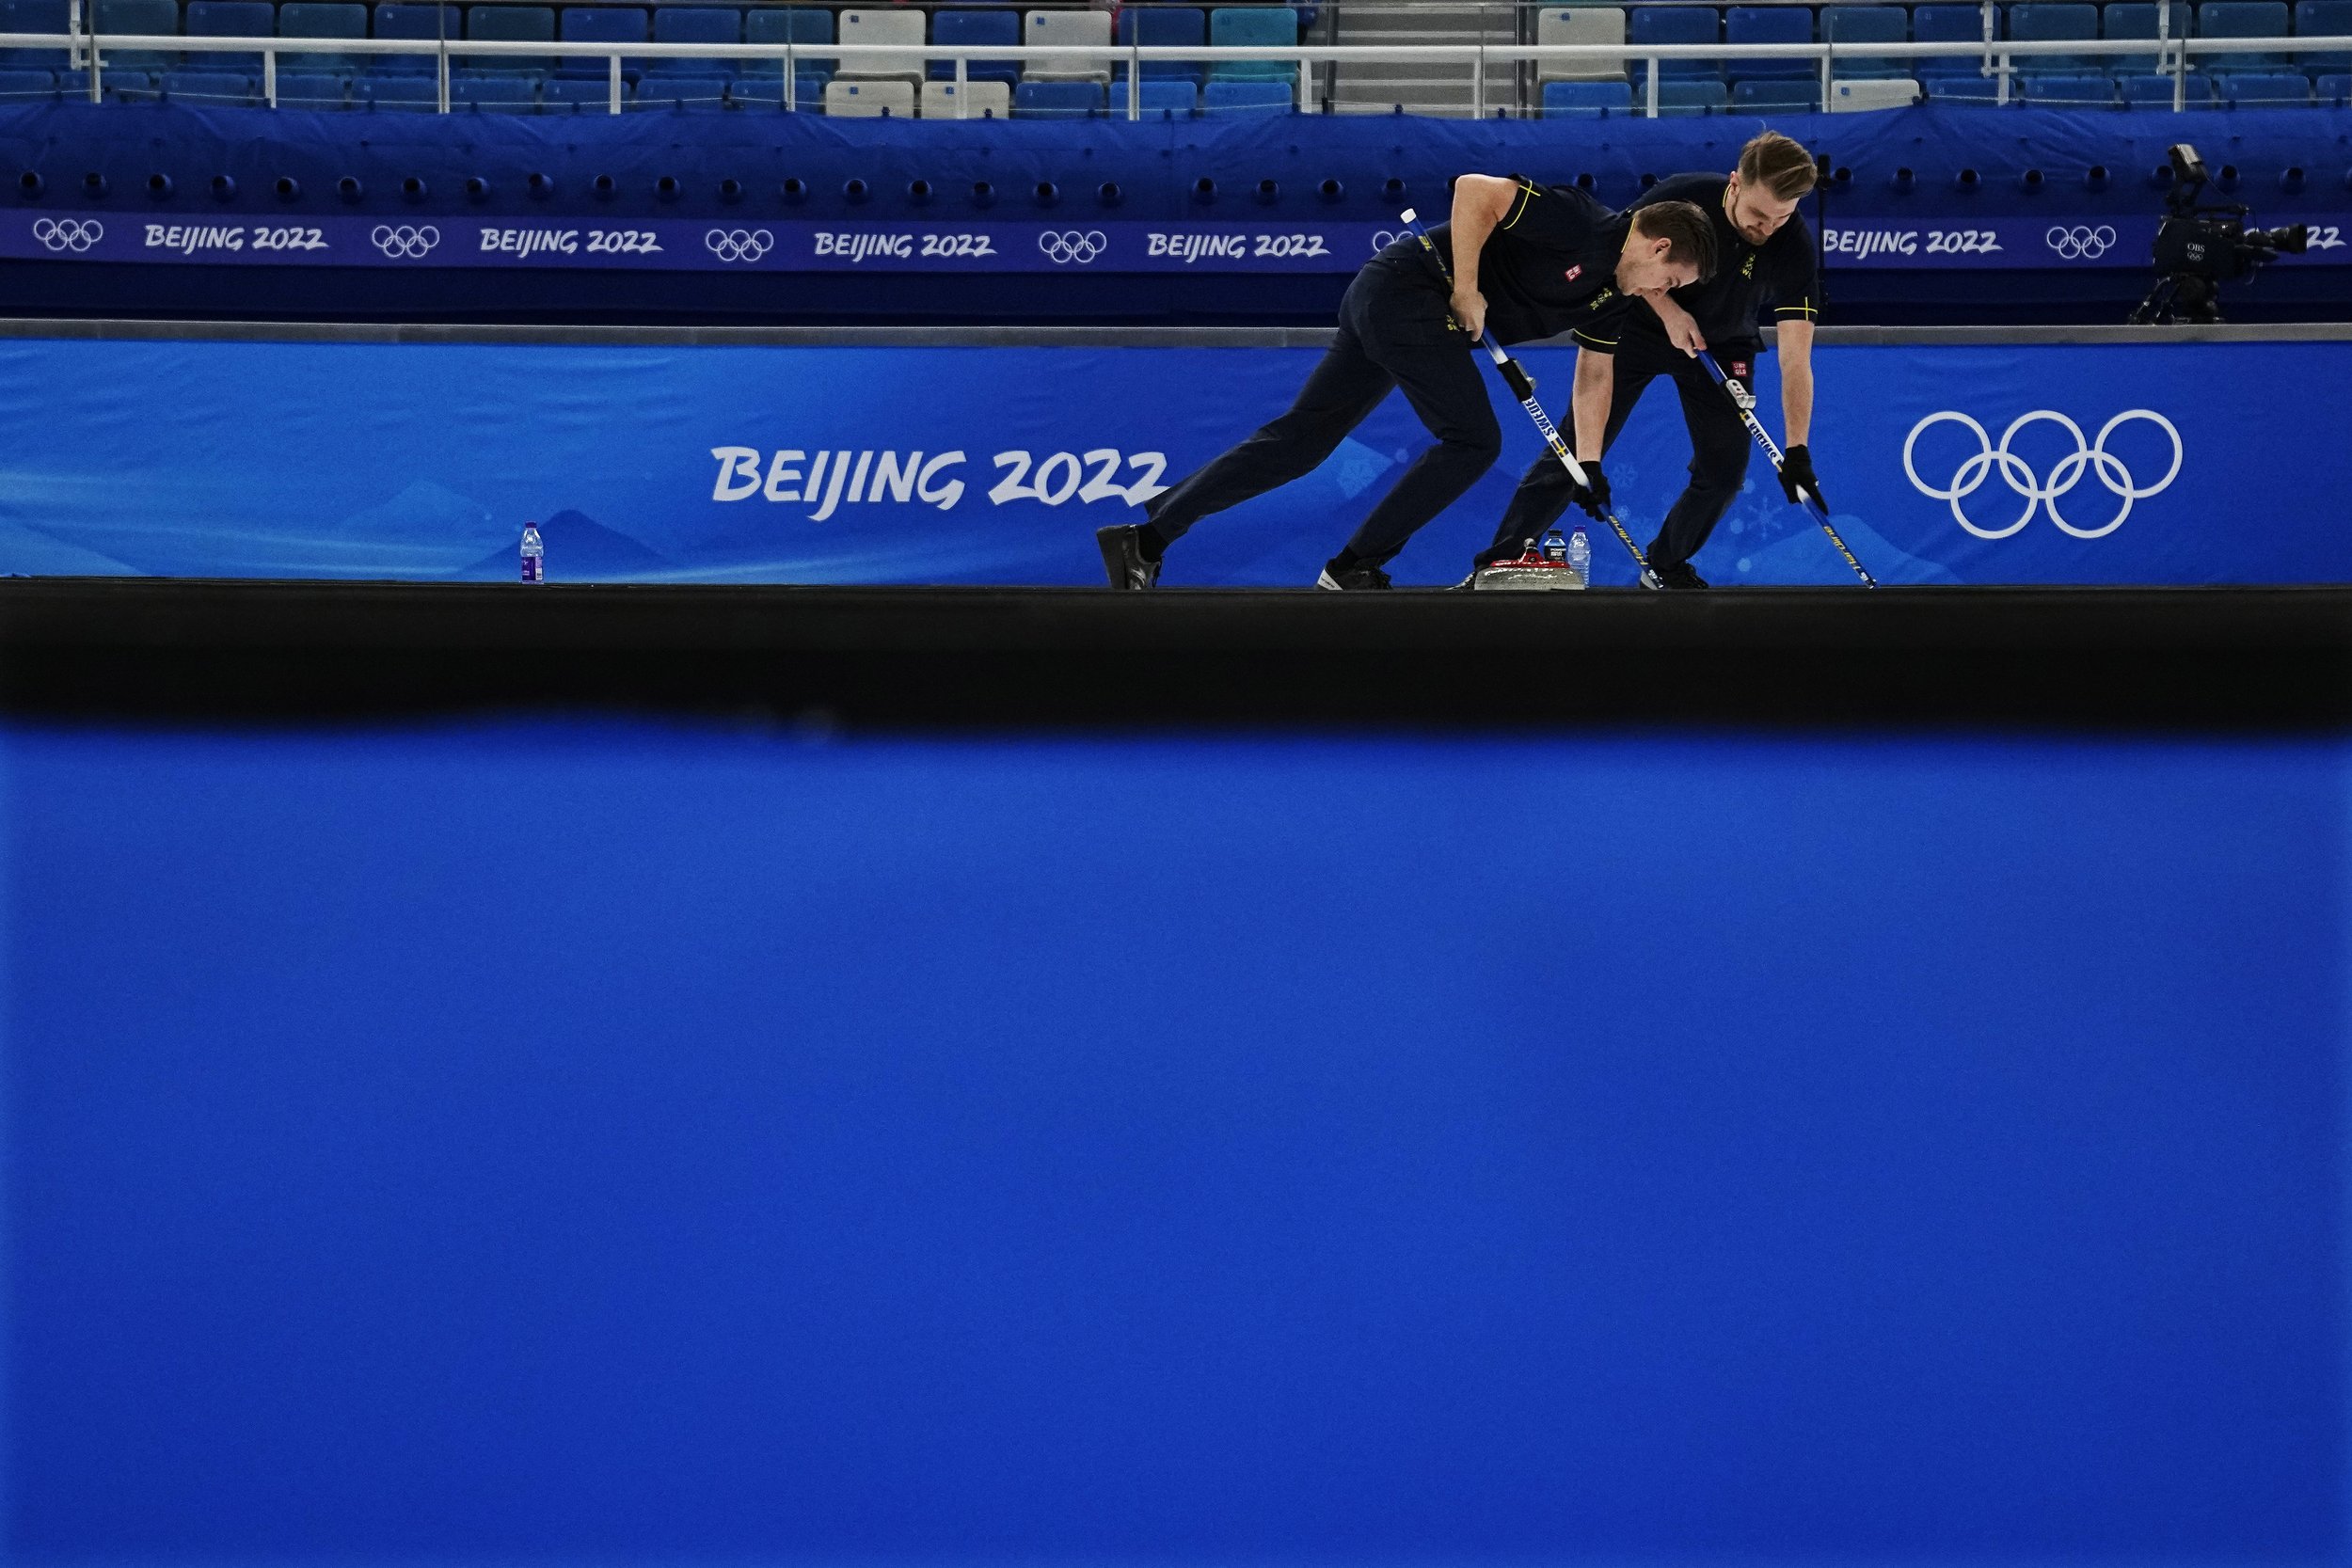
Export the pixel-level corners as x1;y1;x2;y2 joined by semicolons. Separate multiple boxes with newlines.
519;520;544;583
1566;527;1591;587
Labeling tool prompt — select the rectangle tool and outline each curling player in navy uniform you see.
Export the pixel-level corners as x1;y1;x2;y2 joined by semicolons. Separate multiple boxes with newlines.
1096;175;1715;590
1472;132;1823;592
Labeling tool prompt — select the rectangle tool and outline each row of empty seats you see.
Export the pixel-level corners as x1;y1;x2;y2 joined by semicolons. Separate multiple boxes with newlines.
1534;1;2351;84
1539;65;2349;109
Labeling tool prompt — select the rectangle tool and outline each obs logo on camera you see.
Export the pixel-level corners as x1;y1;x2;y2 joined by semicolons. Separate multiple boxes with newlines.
1903;408;2184;539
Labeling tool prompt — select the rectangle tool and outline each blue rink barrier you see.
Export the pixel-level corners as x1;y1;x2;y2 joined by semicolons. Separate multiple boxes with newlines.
4;721;2346;1558
0;330;2344;586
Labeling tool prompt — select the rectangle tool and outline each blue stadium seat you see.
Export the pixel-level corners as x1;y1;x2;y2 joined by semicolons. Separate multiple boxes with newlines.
1657;75;1728;109
2009;2;2102;67
94;0;179;71
1928;72;2010;98
929;8;1019;84
1822;5;1907;75
278;3;366;71
0;0;72;69
370;4;461;73
183;0;273;71
2197;0;2292;68
1115;6;1205;83
2024;67;2122;97
1208;7;1296;81
634;68;726;105
1725;5;1812;79
2320;67;2352;98
274;67;349;103
1013;75;1103;114
1104;77;1197;113
1910;4;1991;74
740;7;830;86
2103;0;2193;70
1200;75;1288;110
1542;76;1633;113
162;65;258;100
356;69;437;104
544;71;627;105
2121;65;2216;96
99;64;158;94
463;3;554;72
1733;75;1820;107
726;71;827;106
2215;62;2311;93
558;6;646;78
453;65;536;104
1629;5;1721;77
2292;0;2352;68
0;65;56;96
654;7;738;47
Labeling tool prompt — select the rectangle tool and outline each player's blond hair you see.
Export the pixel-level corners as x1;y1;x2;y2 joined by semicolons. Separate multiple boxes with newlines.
1738;132;1819;202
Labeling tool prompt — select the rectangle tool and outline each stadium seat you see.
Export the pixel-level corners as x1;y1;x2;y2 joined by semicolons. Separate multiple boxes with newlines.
2024;67;2122;98
356;71;437;104
1025;8;1111;81
274;67;350;103
2009;2;2102;67
557;7;646;80
1208;7;1297;82
1013;74;1102;115
370;4;461;73
2197;0;2293;69
920;76;1010;114
2293;0;2352;68
1628;5;1721;76
726;71;829;106
1828;74;1920;106
1114;7;1205;84
278;4;366;71
1928;72;2010;98
0;0;72;69
823;73;914;112
93;0;178;72
1733;75;1820;107
739;8;831;90
2103;0;2193;70
1534;6;1626;82
1657;75;1728;109
98;64;156;95
1200;75;1288;110
635;69;726;106
1821;5;1906;76
463;4;554;73
2121;65;2216;97
1101;76;1198;113
2320;68;2352;99
1542;76;1633;113
162;65;257;100
1911;4;1992;74
543;71;626;107
833;8;926;81
928;9;1019;85
2216;63;2312;94
1725;5;1813;79
0;66;57;97
453;66;536;105
183;1;274;71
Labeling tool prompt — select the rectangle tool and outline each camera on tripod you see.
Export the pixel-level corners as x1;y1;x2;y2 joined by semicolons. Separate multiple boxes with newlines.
2131;143;2310;324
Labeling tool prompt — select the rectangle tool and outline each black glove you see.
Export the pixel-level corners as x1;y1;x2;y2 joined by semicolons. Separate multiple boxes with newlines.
1571;463;1611;520
1778;443;1825;511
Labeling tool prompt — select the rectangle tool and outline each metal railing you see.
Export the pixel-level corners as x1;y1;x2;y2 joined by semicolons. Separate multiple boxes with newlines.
7;28;2347;115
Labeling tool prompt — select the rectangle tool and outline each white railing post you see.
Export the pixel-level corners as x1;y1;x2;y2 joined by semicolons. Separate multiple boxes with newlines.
786;38;796;112
1644;53;1657;115
436;35;449;112
1472;40;1483;116
85;24;98;101
608;51;620;113
955;51;967;118
1819;40;1832;108
263;42;275;105
1996;47;2010;101
1126;35;1138;118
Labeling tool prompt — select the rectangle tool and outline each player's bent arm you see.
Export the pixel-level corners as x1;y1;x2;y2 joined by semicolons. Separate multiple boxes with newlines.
1645;293;1708;356
1447;175;1519;333
1778;319;1815;446
1571;347;1614;462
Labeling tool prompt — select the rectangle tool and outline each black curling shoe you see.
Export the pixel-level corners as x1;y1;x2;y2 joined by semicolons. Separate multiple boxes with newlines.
1097;524;1162;590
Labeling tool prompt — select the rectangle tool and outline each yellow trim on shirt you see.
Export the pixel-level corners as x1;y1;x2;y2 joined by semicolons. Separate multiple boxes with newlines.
1500;179;1538;230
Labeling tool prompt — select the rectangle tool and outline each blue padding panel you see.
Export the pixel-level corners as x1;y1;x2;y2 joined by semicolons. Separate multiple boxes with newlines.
5;719;2347;1557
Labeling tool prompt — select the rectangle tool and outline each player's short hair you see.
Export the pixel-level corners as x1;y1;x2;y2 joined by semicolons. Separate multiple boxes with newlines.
1629;200;1717;281
1738;131;1819;202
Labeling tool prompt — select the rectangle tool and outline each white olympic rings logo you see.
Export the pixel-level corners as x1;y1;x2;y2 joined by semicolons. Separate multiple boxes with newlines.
1038;230;1106;264
2045;224;2117;260
370;224;440;259
1370;229;1406;254
1902;409;2184;539
32;217;102;252
705;228;773;263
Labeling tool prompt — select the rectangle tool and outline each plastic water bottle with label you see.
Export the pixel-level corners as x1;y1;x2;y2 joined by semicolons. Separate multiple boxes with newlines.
519;520;544;583
1566;527;1591;588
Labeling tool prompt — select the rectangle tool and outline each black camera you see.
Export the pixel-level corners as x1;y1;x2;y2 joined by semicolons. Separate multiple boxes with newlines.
2131;144;2310;324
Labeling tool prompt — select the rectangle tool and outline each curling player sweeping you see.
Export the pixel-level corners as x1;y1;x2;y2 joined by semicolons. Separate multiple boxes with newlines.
1470;133;1825;592
1095;175;1714;590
